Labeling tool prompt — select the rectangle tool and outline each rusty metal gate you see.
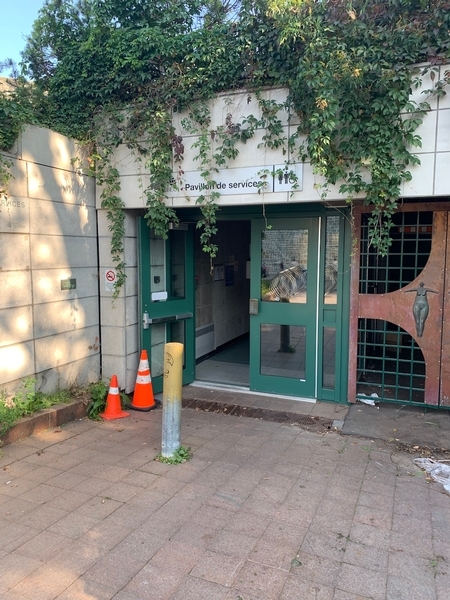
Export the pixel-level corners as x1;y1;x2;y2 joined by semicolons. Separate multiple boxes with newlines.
348;203;450;407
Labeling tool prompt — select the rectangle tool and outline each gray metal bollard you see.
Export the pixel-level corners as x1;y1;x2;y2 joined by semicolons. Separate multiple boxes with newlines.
161;342;183;458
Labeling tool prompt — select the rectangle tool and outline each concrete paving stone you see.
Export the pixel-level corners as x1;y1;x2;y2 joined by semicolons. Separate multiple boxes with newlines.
249;536;303;571
39;443;81;457
136;459;172;476
74;496;123;520
170;575;231;600
93;465;134;482
19;504;68;530
126;487;171;512
190;550;244;586
289;551;342;588
17;466;63;483
1;497;39;521
240;491;285;519
204;527;258;559
100;503;155;529
48;538;109;575
147;475;187;496
0;493;12;507
46;489;93;511
360;478;396;498
388;551;439;589
53;577;118;600
233;560;290;600
1;478;40;498
389;528;434;558
207;489;251;512
47;513;101;539
0;553;43;591
343;539;389;572
108;591;141;600
124;563;185;600
280;576;334;600
357;490;395;512
46;471;89;490
0;461;36;480
336;562;387;600
349;522;391;551
301;530;348;563
68;475;113;496
10;563;79;600
391;512;432;537
251;481;291;504
172;521;219;549
275;497;319;528
150;539;205;572
0;445;38;465
80;519;134;550
14;530;73;561
18;483;65;505
353;504;393;531
386;574;437;600
94;481;142;503
118;449;163;471
309;512;354;538
192;461;241;489
333;591;377;599
223;510;270;538
22;451;84;470
84;551;148;591
109;528;168;563
190;503;235;531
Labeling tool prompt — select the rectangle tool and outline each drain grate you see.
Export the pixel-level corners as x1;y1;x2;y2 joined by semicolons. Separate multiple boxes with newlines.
182;398;334;431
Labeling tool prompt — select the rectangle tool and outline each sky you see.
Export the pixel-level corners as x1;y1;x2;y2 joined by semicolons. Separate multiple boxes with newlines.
0;0;46;75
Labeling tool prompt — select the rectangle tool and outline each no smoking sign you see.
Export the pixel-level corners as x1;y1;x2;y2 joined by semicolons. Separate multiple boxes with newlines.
105;268;117;292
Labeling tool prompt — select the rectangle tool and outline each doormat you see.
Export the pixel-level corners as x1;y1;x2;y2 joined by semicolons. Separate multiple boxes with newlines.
182;397;334;432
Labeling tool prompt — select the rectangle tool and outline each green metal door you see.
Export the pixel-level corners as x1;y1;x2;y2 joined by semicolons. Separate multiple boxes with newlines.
139;220;195;394
250;218;319;398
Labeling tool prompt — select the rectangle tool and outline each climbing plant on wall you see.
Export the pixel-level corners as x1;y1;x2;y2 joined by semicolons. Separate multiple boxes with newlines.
0;0;449;294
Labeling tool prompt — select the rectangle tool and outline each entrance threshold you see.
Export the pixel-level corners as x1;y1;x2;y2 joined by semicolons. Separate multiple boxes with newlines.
190;380;316;404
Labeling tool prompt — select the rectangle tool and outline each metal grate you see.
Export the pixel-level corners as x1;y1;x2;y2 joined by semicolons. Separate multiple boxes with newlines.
357;211;431;405
359;211;432;294
357;319;425;403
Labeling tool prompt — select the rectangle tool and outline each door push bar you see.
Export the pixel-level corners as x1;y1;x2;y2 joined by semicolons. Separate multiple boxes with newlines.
143;312;193;329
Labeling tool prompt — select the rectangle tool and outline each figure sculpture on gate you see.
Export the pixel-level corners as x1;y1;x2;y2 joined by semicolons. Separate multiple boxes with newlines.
404;281;438;337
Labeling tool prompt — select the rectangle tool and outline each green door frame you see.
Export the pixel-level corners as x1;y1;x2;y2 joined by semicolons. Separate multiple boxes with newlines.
250;218;319;397
138;204;350;403
138;219;195;393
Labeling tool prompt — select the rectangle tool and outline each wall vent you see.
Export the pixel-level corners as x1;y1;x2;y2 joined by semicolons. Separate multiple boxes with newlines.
196;323;215;359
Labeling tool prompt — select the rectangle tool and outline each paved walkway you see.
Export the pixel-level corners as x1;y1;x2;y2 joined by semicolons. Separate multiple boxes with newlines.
0;390;449;600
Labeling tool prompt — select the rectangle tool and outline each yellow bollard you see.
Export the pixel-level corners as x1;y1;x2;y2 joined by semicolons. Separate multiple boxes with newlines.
161;342;184;458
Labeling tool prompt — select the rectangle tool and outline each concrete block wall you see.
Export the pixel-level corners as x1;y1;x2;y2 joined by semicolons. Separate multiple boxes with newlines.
97;209;140;393
0;125;100;396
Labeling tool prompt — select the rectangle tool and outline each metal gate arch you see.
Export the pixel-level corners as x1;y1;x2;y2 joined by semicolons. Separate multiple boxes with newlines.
348;203;450;407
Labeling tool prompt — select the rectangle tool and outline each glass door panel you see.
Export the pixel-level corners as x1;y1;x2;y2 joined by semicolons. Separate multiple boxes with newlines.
250;219;319;398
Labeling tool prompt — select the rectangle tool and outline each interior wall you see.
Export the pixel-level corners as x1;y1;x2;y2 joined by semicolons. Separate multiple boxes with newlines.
195;221;251;352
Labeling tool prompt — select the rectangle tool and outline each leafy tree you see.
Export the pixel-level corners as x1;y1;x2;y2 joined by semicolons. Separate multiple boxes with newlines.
0;0;448;285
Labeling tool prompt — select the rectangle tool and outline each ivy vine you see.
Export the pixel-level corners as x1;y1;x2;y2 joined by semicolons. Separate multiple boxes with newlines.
0;0;449;294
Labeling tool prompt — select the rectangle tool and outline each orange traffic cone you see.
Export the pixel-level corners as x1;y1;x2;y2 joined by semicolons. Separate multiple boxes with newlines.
130;350;157;411
99;375;130;420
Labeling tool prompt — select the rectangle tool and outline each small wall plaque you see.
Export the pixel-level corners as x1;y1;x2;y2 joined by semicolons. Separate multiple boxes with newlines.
61;278;76;290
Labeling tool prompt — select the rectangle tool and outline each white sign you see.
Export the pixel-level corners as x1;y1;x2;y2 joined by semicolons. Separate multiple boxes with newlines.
104;268;117;292
169;164;303;197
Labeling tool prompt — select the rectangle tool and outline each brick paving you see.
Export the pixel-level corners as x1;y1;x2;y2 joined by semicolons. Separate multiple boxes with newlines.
0;389;449;599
